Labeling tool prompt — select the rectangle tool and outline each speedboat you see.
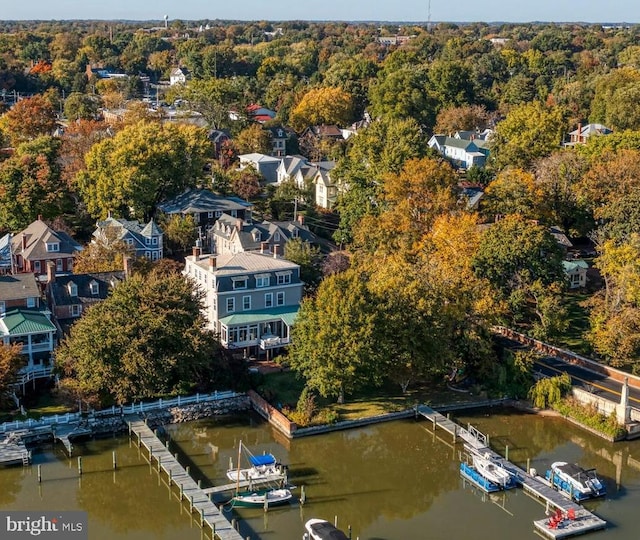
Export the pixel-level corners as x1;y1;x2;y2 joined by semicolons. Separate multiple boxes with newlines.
472;453;517;489
302;518;349;540
232;487;293;508
546;461;606;501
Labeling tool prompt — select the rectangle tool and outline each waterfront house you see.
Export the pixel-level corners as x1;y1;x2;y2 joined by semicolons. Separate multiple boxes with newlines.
184;247;303;357
12;218;82;279
0;272;56;375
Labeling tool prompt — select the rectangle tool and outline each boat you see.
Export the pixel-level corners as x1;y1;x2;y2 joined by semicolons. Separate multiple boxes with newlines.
232;487;293;508
472;453;518;490
460;461;501;493
226;441;284;482
302;518;350;540
545;461;606;501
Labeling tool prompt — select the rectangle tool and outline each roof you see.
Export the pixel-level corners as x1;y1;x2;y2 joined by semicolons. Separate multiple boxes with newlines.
158;189;252;215
212;214;316;250
0;308;56;335
193;251;299;276
12;219;82;261
549;226;573;248
238;153;282;164
48;272;124;312
219;305;299;327
140;219;163;237
0;273;40;302
563;260;589;272
569;123;613;137
0;233;13;269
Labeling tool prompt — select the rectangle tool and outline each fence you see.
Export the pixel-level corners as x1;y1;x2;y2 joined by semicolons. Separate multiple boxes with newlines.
0;390;241;434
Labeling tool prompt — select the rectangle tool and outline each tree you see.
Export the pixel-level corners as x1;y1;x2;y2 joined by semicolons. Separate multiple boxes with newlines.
229;168;262;201
0;343;25;409
161;213;198;254
434;104;491;135
59;119;110;190
179;78;245;130
591;67;640;130
0;94;57;146
482;167;543;220
63;92;101;121
284;237;322;291
290;269;383;403
289;86;354;131
76;121;210;220
73;228;133;274
490;101;565;170
55;269;226;405
234;124;272;155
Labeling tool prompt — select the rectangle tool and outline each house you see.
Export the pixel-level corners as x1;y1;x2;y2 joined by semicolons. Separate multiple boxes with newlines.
565;123;613;146
12;218;82;279
563;260;589;289
0;273;56;375
93;216;164;261
208;129;232;159
169;67;191;86
300;124;344;143
263;126;294;157
428;135;489;169
45;261;125;335
158;188;253;244
184;247;303;356
276;155;316;188
247;104;277;124
0;233;13;274
211;213;315;256
549;226;573;254
238;153;282;184
314;161;338;209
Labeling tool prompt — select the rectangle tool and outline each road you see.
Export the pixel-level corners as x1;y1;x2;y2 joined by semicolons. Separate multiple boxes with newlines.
503;339;640;408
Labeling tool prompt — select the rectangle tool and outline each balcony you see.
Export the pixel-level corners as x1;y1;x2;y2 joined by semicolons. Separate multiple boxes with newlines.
259;336;290;349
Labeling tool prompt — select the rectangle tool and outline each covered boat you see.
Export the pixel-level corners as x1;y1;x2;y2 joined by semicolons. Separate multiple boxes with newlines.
226;440;285;482
545;461;606;501
232;487;293;508
302;518;350;540
472;453;517;489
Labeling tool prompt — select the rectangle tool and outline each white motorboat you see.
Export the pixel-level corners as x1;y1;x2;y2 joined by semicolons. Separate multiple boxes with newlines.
472;453;516;489
302;518;349;540
546;461;606;501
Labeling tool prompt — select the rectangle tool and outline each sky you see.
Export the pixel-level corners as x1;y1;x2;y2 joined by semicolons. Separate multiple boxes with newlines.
2;0;638;23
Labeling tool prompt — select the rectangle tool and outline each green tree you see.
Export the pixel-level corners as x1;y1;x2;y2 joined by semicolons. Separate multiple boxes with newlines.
0;343;25;408
77;121;210;219
162;213;198;254
55;269;226;405
63;92;101;121
482;168;542;220
284;237;322;291
290;269;383;403
490;101;565;170
179;78;245;130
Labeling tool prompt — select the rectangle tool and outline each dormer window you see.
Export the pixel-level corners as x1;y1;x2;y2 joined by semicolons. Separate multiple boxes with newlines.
274;232;281;241
46;242;60;252
232;276;248;290
292;229;299;238
253;231;261;242
68;282;78;297
89;281;99;295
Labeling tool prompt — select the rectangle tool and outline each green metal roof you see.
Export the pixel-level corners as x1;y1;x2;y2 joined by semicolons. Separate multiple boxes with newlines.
1;309;56;335
219;305;299;328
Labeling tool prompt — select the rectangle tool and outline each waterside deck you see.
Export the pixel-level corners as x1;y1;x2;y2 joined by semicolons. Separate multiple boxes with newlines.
127;416;243;540
418;405;607;539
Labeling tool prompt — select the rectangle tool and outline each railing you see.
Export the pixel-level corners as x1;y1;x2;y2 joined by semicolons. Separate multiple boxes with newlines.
259;336;289;349
14;367;54;386
0;390;242;434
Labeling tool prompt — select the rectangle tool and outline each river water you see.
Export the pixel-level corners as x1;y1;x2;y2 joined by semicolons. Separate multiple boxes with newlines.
1;407;639;540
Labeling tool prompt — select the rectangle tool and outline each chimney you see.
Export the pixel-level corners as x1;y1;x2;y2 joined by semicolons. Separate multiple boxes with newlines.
37;214;42;221
260;241;268;254
273;244;280;258
208;256;216;271
236;218;243;231
123;255;132;279
576;122;582;143
46;260;55;283
192;246;201;259
297;214;304;226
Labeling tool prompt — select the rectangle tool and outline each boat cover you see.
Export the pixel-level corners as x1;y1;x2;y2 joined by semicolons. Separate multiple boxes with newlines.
308;521;349;540
249;453;277;466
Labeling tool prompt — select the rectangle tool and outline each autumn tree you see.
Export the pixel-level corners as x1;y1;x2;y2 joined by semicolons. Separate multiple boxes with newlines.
490;101;565;171
284;237;322;292
63;92;101;121
0;343;25;408
234;123;272;155
289;86;354;131
591;67;640;131
482;167;543;220
73;226;133;274
77;121;210;220
178;78;245;130
59;119;110;190
434;104;491;135
55;269;227;405
0;94;57;146
229;168;262;201
161;213;198;254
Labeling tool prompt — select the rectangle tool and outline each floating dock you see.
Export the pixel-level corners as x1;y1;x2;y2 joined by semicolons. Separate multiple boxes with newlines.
127;416;244;540
418;405;607;539
460;462;501;493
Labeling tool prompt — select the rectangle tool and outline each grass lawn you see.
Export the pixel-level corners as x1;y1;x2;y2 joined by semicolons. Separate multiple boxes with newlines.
23;391;74;419
554;290;593;355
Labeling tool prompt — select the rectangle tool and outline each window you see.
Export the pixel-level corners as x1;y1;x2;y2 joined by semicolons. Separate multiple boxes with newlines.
276;272;291;285
126;238;134;246
0;301;5;314
56;259;63;272
89;281;99;295
71;304;81;317
274;232;281;241
232;277;248;290
208;211;214;219
243;295;251;311
215;211;222;218
67;258;73;271
276;291;285;306
152;251;159;261
68;282;78;297
145;251;151;259
34;261;41;272
264;293;273;308
292;229;299;238
256;275;270;288
152;237;158;245
226;297;235;313
27;297;36;308
46;242;60;252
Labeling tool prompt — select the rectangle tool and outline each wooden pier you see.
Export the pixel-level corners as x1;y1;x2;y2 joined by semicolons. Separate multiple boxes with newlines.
127;416;244;540
417;405;607;539
203;474;287;496
0;437;30;466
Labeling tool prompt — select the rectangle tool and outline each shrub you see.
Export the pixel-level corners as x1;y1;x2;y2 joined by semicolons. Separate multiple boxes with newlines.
553;397;627;439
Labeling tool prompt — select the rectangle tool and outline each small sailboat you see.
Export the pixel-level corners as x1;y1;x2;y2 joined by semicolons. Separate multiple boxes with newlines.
302;518;350;540
226;441;284;483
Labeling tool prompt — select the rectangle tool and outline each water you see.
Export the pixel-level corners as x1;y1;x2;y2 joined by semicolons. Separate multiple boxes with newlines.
1;408;640;539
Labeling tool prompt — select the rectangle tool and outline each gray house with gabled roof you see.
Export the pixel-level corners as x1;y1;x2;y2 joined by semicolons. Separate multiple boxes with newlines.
93;216;163;261
428;135;489;169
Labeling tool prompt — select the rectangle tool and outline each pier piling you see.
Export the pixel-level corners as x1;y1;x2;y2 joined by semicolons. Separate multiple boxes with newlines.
113;451;117;470
77;457;82;476
37;464;41;483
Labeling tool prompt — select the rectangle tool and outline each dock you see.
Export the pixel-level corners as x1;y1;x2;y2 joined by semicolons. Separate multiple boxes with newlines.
0;436;30;466
127;416;244;540
204;474;287;496
418;405;607;539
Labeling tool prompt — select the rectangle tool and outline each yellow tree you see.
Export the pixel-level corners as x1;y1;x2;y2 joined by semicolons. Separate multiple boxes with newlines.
483;167;544;220
0;343;25;407
289;86;354;131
